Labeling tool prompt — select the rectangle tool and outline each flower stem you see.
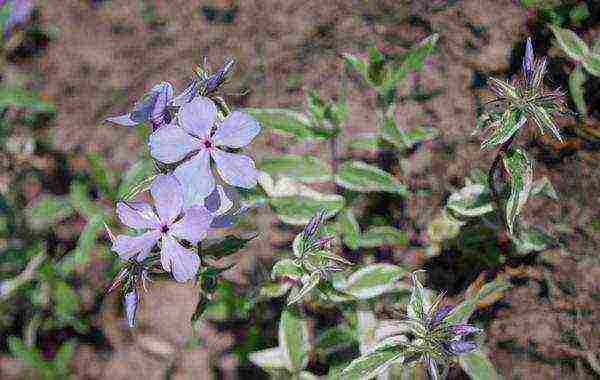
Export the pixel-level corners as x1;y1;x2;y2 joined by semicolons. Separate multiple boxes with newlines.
488;134;516;228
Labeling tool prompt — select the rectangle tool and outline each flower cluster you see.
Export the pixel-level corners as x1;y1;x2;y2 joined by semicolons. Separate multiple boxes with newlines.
105;60;261;326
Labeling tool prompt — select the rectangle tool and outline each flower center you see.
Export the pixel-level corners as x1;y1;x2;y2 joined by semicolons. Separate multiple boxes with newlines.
160;225;170;234
203;139;213;149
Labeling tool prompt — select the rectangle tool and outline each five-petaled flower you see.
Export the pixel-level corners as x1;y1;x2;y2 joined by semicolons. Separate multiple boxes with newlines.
148;97;261;206
112;174;212;282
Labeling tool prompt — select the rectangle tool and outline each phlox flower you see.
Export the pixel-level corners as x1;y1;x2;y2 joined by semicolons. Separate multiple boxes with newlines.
112;174;212;282
149;97;260;206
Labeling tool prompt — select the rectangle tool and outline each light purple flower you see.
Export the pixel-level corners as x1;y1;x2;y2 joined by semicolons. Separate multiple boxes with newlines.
447;324;482;336
106;82;176;130
1;0;35;39
522;37;534;86
123;290;138;328
446;340;478;355
429;304;454;328
148;97;261;206
112;174;212;282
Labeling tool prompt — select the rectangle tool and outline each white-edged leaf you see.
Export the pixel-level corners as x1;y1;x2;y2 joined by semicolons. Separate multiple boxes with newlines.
249;347;288;370
502;148;533;235
287;271;321;306
459;348;502;380
408;271;430;320
568;65;587;118
445;279;511;324
509;225;557;255
357;226;408;248
242;108;325;140
336;264;407;299
342;53;370;83
338;209;361;250
447;184;494;217
481;110;525;150
260;155;332;183
117;159;155;199
272;259;303;281
389;34;439;84
582;52;600;76
551;26;590;63
279;307;311;372
335;161;407;195
530;177;558;200
341;344;406;380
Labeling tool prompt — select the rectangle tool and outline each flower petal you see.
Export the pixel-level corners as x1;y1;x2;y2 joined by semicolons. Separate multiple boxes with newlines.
160;235;200;282
116;201;160;229
174;149;215;207
105;113;139;127
211;149;258;189
212;111;261;148
123;291;138;328
179;97;217;138
131;82;173;123
151;174;184;225
170;205;212;244
150;82;174;121
149;123;198;164
112;231;160;261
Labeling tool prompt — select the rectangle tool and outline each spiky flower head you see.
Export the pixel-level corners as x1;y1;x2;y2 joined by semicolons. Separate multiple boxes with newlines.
481;37;568;149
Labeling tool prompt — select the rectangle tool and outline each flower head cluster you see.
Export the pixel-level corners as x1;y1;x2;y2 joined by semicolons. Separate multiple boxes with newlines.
481;37;568;149
112;174;212;282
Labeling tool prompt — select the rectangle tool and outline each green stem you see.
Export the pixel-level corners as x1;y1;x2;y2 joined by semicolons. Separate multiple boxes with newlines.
488;134;516;228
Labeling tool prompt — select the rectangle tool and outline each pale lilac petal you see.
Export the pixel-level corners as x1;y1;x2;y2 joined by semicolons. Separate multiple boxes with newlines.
178;97;217;138
169;205;212;244
212;111;261;148
150;82;174;120
173;149;215;207
151;174;184;225
204;186;221;213
105;113;139;127
169;80;199;107
148;124;199;164
131;82;173;123
116;201;160;229
160;236;200;282
112;231;160;260
123;291;138;328
211;149;258;189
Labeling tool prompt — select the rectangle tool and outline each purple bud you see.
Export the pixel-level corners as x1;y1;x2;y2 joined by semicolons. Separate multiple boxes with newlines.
447;340;478;355
203;58;235;94
123;291;139;328
447;324;482;336
430;305;454;327
523;37;534;85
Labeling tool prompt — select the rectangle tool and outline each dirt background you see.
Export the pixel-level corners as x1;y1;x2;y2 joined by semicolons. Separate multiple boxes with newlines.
1;0;599;379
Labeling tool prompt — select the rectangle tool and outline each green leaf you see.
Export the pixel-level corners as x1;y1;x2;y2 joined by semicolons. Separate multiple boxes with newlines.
348;135;385;151
481;110;525;150
335;161;407;195
117;159;155;199
243;108;327;140
445;279;511;324
459;348;501;380
191;293;210;324
260;155;332;183
550;26;590;63
341;345;406;380
336;264;407;300
337;209;361;250
53;340;76;374
502;148;533;235
201;235;257;258
249;347;288;370
26;195;74;231
407;271;430;320
306;90;328;123
342;53;370;84
389;34;439;85
60;214;104;274
582;52;600;77
568;65;587;118
288;271;321;305
509;225;557;255
530;177;558;200
272;259;303;281
279;307;311;372
357;226;408;248
8;336;48;372
447;184;494;217
315;325;357;357
0;85;56;114
69;181;103;220
529;105;563;143
86;152;117;199
270;195;345;226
